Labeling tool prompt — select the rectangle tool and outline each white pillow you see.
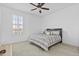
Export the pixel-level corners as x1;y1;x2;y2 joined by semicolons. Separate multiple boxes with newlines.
43;29;60;35
43;30;50;35
51;31;60;35
45;30;50;35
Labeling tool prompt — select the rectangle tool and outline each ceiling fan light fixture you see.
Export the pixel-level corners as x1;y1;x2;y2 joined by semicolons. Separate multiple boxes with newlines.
30;3;50;13
39;10;42;13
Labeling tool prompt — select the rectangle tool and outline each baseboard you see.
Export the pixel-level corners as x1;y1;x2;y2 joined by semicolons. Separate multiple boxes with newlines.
62;41;79;48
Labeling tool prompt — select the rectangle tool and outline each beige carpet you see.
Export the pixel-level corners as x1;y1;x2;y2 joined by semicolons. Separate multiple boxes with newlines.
12;41;79;56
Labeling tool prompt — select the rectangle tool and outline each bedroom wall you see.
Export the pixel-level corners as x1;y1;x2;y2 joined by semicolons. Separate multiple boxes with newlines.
1;4;79;47
0;5;42;44
42;4;79;47
0;7;2;44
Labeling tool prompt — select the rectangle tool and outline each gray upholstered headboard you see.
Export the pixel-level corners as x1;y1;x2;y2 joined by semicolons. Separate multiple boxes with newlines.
46;28;62;39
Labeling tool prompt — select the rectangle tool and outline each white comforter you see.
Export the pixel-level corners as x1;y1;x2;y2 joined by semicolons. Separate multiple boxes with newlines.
28;33;61;51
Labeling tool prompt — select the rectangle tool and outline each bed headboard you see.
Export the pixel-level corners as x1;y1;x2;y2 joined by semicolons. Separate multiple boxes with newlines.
46;28;62;39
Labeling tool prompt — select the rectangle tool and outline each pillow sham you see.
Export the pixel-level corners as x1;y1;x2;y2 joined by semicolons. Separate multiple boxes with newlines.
43;30;60;35
43;30;50;35
43;28;60;35
50;31;60;35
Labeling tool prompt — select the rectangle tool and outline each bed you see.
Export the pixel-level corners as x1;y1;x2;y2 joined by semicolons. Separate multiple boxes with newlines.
28;28;62;51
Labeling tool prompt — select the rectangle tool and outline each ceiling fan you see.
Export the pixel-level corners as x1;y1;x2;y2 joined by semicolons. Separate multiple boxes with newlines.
30;3;50;13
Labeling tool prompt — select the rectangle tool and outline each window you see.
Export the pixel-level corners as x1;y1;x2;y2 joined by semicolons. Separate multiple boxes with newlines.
12;15;23;33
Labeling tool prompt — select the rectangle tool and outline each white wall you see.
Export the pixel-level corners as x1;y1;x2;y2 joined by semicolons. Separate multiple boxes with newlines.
42;4;79;47
0;7;2;44
0;5;42;44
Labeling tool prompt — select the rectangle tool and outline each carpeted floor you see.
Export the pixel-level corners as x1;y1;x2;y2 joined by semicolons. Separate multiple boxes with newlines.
12;41;79;56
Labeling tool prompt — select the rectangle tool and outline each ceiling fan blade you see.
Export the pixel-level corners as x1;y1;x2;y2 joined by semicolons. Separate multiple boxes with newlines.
31;8;37;11
39;10;42;13
41;7;49;10
30;3;37;7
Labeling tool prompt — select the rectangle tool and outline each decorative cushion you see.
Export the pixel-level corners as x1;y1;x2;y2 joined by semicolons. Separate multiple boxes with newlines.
43;28;60;36
50;31;60;35
43;30;50;35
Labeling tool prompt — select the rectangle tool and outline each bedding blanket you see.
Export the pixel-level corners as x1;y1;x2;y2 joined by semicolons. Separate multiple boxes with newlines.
28;33;61;51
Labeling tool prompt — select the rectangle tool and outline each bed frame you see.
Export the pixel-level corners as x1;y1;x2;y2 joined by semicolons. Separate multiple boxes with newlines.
30;28;62;51
46;28;62;49
46;28;62;43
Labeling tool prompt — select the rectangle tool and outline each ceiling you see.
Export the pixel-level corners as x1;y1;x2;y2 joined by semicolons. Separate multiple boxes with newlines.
0;3;77;16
